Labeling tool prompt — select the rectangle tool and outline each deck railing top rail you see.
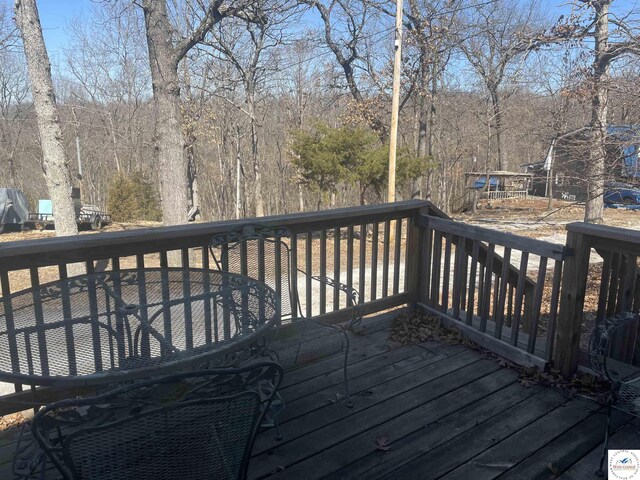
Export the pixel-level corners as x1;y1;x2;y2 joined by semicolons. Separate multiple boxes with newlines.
0;200;430;271
566;221;640;254
421;215;569;261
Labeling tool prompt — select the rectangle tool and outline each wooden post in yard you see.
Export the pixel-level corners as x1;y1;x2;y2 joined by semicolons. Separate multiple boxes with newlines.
553;230;590;376
388;0;403;206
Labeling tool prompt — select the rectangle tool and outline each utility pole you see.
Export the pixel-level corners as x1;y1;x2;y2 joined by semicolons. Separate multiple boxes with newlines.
387;0;403;204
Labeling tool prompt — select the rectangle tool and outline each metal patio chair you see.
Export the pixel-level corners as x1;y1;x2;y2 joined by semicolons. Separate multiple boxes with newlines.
31;362;283;480
209;225;362;408
589;311;640;476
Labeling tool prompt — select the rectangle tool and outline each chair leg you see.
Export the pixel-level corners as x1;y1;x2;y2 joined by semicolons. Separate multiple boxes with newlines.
273;416;283;441
596;396;614;477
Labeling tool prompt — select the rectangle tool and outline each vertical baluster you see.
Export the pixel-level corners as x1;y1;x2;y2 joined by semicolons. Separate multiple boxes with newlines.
181;251;193;350
334;227;341;311
596;251;612;322
135;254;151;354
393;219;402;294
545;260;563;361
83;260;104;371
477;263;485;318
466;240;479;326
29;269;50;376
159;252;175;346
1;271;21;392
459;242;469;314
606;252;621;318
382;221;390;298
527;257;548;353
422;225;433;306
109;258;127;362
274;237;282;319
441;234;452;313
257;240;266;283
57;265;77;375
200;246;209;270
240;241;248;277
452;237;464;318
494;247;512;340
480;244;495;332
320;229;327;315
347;226;354;305
359;223;366;302
371;222;379;301
199;245;212;345
291;234;299;319
430;232;442;309
507;285;514;326
306;232;313;318
510;252;529;347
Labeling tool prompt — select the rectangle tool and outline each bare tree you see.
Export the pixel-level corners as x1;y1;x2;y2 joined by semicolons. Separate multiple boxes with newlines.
401;0;462;205
578;0;640;223
538;0;640;222
304;0;388;140
65;3;150;176
459;0;544;171
201;1;299;217
0;4;29;190
140;0;254;226
14;0;78;237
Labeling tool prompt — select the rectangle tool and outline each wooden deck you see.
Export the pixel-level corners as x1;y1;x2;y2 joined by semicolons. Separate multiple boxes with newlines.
0;311;638;479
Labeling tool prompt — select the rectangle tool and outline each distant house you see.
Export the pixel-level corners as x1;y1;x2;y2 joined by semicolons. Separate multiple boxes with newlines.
524;125;640;201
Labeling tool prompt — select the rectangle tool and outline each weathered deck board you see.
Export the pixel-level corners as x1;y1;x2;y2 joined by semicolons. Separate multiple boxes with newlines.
559;421;640;479
0;311;635;480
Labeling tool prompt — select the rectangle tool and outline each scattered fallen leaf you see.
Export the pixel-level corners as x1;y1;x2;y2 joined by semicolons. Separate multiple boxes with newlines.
375;434;391;452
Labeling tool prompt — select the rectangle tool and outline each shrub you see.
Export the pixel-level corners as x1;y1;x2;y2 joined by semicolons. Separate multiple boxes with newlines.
107;171;162;222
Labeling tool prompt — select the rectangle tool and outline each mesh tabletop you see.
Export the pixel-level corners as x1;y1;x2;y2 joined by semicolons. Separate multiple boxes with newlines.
0;268;279;386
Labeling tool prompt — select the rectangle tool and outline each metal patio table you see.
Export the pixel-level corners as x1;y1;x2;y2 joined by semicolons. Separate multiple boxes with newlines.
0;267;280;388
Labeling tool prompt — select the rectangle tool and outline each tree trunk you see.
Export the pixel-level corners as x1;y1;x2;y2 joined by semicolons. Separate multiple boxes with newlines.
14;0;78;238
247;90;264;217
416;82;428;199
142;0;189;227
585;1;610;224
489;85;505;171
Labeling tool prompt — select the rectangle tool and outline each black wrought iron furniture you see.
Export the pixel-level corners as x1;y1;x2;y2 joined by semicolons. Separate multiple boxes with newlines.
31;361;283;480
0;268;279;388
589;311;640;476
209;225;363;409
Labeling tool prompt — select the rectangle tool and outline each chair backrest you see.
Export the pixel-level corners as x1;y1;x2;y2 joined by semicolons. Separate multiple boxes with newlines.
210;225;297;321
589;312;640;380
32;362;282;480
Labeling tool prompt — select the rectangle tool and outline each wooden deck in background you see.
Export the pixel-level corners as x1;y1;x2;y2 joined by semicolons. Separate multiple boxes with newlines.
0;311;637;479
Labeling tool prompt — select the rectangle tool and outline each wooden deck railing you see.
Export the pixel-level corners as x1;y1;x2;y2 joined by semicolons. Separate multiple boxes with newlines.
412;214;570;368
484;190;528;200
554;222;640;375
0;200;430;414
1;200;639;414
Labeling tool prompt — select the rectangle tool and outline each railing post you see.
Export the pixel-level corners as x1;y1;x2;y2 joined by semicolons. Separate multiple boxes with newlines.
405;207;427;308
553;229;590;376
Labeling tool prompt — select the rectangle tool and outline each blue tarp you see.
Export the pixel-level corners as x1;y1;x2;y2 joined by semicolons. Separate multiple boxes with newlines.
473;177;498;189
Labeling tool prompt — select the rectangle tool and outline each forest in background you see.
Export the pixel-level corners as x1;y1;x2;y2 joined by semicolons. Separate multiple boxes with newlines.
2;0;640;221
